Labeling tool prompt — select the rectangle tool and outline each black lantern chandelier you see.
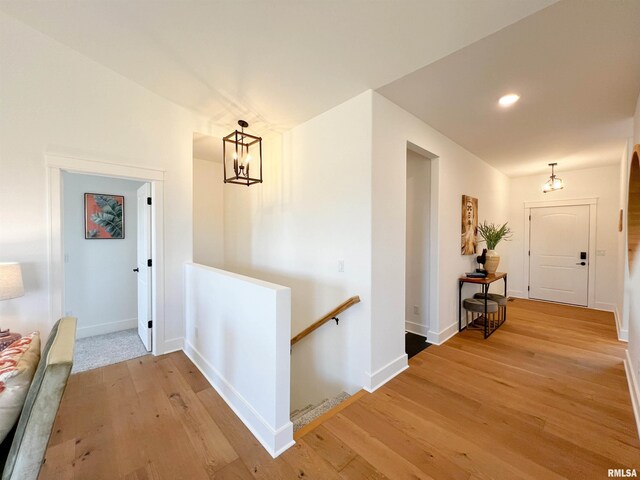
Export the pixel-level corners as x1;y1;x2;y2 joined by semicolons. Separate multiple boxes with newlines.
223;120;263;186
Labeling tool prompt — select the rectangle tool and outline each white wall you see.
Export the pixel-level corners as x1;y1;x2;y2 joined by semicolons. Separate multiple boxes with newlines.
371;91;510;376
63;173;144;338
193;158;224;268
184;263;292;457
0;12;223;350
405;149;431;336
222;90;512;408
223;92;373;411
507;165;621;314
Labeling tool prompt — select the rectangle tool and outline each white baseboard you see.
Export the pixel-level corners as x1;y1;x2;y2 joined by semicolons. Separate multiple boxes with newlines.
613;306;629;342
76;318;136;339
593;303;628;342
507;290;524;298
427;322;458;345
163;337;184;354
183;341;294;457
623;350;640;440
364;353;408;393
405;320;428;337
594;301;616;312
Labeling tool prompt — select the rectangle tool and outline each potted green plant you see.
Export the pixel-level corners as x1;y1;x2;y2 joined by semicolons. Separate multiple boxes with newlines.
477;221;512;274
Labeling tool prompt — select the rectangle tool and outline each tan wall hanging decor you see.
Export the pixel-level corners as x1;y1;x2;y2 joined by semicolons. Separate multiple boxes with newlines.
461;195;478;255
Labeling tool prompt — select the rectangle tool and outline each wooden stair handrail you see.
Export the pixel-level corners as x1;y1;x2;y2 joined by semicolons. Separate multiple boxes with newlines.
290;296;361;347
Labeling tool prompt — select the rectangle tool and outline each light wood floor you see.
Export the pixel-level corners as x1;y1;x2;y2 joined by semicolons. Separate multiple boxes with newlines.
40;299;639;479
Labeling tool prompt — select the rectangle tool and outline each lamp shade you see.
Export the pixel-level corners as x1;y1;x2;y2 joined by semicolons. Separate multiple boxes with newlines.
0;263;24;301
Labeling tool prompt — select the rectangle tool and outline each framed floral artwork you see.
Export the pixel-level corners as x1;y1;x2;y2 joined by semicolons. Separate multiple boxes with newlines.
84;193;124;239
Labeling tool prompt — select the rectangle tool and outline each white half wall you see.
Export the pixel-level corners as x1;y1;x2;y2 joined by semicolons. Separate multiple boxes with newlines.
63;172;143;338
183;263;293;457
193;157;224;268
0;12;224;349
507;165;621;316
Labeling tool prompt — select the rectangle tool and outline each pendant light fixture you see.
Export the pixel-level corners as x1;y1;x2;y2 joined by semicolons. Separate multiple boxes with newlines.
542;162;564;193
223;120;263;186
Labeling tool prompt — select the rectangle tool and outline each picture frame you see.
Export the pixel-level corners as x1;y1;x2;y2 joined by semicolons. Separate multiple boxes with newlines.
84;193;125;239
461;195;478;255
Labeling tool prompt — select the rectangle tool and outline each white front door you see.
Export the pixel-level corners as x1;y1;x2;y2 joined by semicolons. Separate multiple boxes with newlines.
136;183;152;351
529;205;590;306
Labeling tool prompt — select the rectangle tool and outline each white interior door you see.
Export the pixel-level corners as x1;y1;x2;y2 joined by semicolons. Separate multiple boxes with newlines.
136;183;152;351
529;205;590;306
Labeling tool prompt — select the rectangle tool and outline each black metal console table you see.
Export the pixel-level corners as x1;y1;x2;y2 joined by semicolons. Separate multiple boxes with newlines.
458;272;507;339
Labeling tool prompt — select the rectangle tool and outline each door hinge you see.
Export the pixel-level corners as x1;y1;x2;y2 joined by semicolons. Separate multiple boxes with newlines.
147;259;152;267
529;214;531;221
147;320;152;329
528;285;530;291
147;197;152;205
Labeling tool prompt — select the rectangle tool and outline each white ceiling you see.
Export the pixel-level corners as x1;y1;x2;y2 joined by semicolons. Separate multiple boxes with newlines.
4;0;635;177
193;133;222;163
0;0;555;138
377;0;640;177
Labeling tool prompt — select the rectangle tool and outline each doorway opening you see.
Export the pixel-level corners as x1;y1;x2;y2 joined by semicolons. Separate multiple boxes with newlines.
405;145;434;357
62;172;152;372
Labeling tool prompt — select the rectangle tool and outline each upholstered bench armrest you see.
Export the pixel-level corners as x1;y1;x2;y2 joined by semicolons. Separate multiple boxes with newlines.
2;317;76;480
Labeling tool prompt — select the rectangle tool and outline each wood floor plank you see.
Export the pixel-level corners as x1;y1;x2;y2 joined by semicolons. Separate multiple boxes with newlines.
213;458;255;480
156;357;239;475
39;438;75;480
300;425;357;471
197;388;299;480
322;414;435;480
338;455;389;480
340;401;469;480
281;439;343;479
167;350;212;393
358;386;556;480
410;349;636;435
40;298;639;480
122;463;161;480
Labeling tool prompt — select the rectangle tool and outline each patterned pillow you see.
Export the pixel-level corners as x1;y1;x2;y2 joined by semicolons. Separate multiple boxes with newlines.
0;332;40;443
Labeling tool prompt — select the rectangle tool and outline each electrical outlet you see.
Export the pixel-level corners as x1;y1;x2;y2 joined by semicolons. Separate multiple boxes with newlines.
338;260;345;273
64;254;69;263
195;327;199;339
413;306;420;315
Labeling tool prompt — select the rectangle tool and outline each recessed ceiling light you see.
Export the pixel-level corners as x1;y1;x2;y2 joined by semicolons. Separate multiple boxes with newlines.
499;93;520;107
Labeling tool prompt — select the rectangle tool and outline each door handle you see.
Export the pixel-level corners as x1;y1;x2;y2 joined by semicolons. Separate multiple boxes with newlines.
575;262;586;266
133;268;139;272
